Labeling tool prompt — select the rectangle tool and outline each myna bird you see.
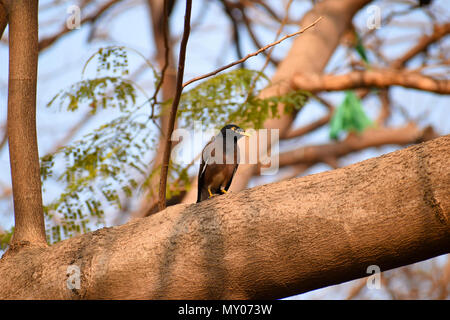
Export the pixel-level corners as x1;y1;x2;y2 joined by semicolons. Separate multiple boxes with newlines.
197;124;251;203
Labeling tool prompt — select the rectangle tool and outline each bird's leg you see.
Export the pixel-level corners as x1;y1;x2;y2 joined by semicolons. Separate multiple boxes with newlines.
220;187;228;194
208;188;214;198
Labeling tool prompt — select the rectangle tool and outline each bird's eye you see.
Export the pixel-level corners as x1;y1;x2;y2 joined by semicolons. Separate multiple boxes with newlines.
231;127;235;131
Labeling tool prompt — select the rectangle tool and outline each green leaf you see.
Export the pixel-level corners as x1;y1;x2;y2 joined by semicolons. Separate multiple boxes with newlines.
354;31;369;64
0;227;14;250
177;68;309;130
329;91;373;140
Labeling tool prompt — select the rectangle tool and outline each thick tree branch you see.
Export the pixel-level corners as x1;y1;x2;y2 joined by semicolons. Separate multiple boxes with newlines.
292;69;450;94
7;0;46;248
1;135;449;299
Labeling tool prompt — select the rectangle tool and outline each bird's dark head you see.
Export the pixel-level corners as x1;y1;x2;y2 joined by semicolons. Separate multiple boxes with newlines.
220;124;251;140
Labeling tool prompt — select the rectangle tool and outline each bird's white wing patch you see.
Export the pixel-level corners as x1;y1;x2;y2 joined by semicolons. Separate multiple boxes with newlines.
200;156;208;176
200;136;216;177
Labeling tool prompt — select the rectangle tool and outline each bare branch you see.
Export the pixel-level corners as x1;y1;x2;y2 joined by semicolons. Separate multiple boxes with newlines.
0;122;6;153
239;4;280;66
221;0;246;68
283;113;332;140
158;0;192;212
283;94;334;140
293;68;450;94
38;0;123;52
376;89;391;125
148;0;172;119
392;22;450;68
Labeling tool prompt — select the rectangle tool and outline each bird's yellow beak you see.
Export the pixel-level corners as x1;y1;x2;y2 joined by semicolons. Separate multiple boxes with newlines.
241;131;251;137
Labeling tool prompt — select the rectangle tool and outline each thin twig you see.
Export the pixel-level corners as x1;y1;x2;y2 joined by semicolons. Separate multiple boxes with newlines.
0;129;6;153
259;0;294;74
244;0;294;103
158;0;192;212
221;0;245;68
239;5;280;66
38;0;123;51
182;16;323;89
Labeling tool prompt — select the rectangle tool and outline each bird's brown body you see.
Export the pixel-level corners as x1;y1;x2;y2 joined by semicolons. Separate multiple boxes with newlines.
197;124;249;203
197;144;238;202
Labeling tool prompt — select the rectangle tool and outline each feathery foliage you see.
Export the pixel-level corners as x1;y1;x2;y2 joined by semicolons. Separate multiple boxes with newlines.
0;227;13;250
176;68;309;130
41;47;309;243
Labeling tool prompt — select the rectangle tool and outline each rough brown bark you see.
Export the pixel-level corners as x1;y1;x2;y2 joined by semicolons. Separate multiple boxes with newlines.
7;0;46;248
292;69;450;94
1;135;448;299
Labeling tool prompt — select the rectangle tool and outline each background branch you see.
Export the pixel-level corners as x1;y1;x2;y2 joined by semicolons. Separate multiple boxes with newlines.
391;22;450;68
293;69;450;94
158;0;192;211
279;123;438;168
38;0;123;51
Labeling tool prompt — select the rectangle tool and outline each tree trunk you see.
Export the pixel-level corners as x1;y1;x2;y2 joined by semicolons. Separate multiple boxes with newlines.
7;0;47;248
1;135;448;299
